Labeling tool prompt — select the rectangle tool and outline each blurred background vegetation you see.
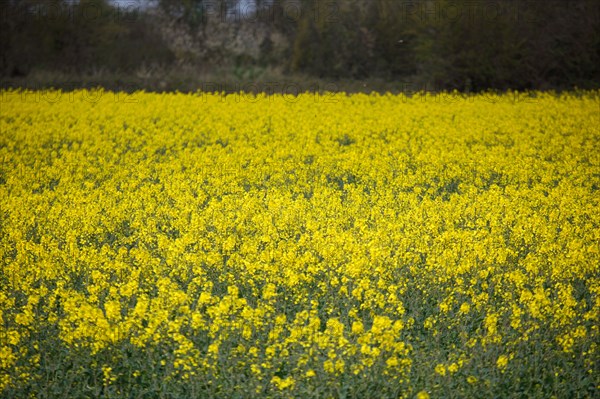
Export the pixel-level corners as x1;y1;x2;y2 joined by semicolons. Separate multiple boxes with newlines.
1;0;599;92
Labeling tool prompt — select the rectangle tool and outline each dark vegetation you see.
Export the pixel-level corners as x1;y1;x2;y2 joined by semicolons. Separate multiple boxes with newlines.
1;0;599;92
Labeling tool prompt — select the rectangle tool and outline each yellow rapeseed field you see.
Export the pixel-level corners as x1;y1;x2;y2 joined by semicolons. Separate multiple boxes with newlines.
0;89;599;398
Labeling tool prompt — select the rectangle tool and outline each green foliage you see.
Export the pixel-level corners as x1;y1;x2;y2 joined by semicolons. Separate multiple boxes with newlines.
0;0;598;90
408;0;600;90
0;0;173;76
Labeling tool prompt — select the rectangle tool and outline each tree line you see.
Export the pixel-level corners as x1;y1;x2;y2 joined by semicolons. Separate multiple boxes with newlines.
1;0;599;91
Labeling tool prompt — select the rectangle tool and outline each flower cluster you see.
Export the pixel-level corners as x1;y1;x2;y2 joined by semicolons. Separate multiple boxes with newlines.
0;89;598;398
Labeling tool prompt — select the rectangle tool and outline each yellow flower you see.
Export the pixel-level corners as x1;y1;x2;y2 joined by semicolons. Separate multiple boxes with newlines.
102;366;115;386
416;391;430;399
271;376;295;390
497;355;509;370
424;318;434;330
435;364;447;376
386;356;400;368
448;362;459;374
324;359;335;374
351;321;364;335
